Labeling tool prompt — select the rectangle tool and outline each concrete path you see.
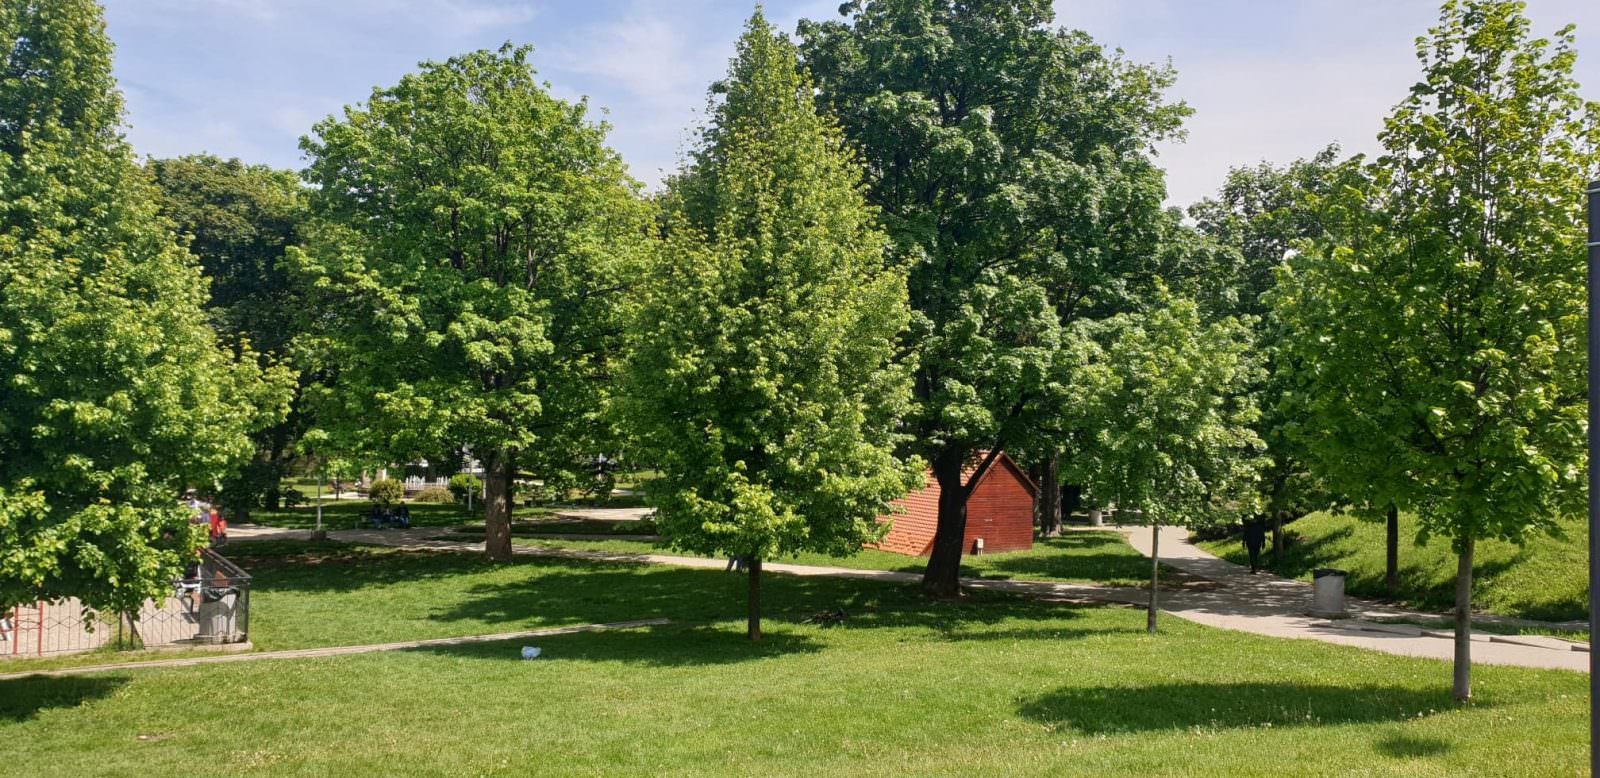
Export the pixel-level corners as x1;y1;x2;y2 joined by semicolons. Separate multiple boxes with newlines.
547;507;654;522
1115;525;1589;672
229;525;1589;672
0;619;670;680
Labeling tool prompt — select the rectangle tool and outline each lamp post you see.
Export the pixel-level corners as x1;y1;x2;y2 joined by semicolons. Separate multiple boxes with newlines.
1586;178;1599;775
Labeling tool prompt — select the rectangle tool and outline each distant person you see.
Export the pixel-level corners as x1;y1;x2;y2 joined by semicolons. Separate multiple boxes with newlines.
1242;519;1267;574
396;503;411;528
725;556;745;572
208;507;228;546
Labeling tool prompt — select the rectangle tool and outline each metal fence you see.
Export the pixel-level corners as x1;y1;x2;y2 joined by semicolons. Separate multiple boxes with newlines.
0;548;251;659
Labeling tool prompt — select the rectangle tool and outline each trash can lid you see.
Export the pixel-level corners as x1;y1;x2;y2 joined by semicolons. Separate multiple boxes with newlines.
1313;568;1347;578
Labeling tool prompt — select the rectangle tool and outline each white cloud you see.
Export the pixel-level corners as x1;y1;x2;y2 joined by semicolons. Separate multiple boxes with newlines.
1053;0;1600;205
116;0;539;37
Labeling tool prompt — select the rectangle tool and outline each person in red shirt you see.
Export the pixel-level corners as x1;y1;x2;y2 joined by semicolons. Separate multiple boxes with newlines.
208;507;227;546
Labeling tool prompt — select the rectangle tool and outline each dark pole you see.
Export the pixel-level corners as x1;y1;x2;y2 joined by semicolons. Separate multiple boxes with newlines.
1587;178;1600;777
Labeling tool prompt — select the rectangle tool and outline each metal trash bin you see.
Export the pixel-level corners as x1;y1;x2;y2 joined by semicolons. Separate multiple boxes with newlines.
1310;568;1348;618
195;588;242;643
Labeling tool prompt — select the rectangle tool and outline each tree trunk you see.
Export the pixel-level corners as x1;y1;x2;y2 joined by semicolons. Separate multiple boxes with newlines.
922;450;970;598
1038;453;1062;538
483;448;514;563
1147;519;1160;634
1271;511;1284;561
747;558;763;641
1453;537;1474;702
1062;483;1083;522
1385;503;1400;593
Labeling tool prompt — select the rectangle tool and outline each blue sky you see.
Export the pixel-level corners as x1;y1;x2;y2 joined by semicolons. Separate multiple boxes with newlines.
104;1;1600;206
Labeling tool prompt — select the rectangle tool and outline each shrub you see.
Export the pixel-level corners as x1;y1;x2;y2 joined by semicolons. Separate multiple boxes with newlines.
448;474;482;505
368;478;404;509
413;485;454;504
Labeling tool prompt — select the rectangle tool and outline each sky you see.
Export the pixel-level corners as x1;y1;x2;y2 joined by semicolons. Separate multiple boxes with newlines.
104;1;1600;207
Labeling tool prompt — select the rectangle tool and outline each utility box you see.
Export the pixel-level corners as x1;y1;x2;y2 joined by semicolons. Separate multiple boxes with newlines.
1310;568;1349;618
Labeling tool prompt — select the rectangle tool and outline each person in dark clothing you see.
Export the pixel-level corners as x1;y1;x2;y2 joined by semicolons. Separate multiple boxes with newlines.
1242;519;1267;574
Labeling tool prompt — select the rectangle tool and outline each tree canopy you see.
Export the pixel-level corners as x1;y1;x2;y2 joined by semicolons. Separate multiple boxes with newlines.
1069;294;1264;630
0;0;287;615
150;154;311;520
1276;0;1600;701
624;12;921;639
295;44;651;561
799;0;1189;595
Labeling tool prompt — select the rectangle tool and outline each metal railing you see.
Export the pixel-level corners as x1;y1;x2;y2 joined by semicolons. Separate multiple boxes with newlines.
0;548;251;659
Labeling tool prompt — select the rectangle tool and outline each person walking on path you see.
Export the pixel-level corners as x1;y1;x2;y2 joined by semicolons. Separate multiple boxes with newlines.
208;507;228;546
1242;519;1266;574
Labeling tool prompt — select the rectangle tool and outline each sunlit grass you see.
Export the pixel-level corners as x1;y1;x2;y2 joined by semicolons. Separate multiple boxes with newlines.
0;540;1584;776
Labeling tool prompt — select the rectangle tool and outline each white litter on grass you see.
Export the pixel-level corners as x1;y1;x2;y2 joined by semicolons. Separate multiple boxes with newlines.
521;646;541;660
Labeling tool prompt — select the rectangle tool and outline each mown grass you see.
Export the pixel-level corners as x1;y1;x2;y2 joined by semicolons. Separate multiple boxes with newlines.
507;531;1158;588
0;540;1585;776
452;517;659;537
247;501;481;530
1199;512;1588;622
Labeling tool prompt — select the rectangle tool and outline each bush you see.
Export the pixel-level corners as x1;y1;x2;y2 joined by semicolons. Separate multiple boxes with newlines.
448;474;482;505
413;485;454;504
368;478;404;509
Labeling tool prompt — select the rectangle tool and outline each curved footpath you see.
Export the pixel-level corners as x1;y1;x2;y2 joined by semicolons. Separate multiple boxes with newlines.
1111;525;1587;672
228;523;1589;672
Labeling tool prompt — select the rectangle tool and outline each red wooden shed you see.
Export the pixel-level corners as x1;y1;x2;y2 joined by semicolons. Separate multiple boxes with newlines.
869;451;1038;556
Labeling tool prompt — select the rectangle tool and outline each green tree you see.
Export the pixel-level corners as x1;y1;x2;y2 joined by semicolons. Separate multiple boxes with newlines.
800;0;1188;596
0;0;287;616
1189;148;1347;569
1070;296;1264;632
296;45;649;562
622;13;921;640
149;155;310;522
1276;0;1599;701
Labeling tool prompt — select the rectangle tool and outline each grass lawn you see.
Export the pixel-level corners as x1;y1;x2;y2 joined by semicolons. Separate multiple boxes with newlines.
0;540;1585;776
248;499;633;531
451;517;660;537
248;501;495;530
1198;512;1588;623
499;531;1159;588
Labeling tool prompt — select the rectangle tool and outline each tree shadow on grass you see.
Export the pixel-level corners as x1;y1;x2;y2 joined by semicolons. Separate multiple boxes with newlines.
0;675;126;722
410;622;826;667
1019;682;1460;734
1375;734;1453;758
978;533;1152;583
236;542;1135;660
230;542;525;594
421;560;1113;640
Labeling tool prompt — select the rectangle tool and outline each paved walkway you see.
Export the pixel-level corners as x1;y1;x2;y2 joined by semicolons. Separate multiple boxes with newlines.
547;507;654;522
1114;525;1589;672
0;619;670;680
228;525;1590;672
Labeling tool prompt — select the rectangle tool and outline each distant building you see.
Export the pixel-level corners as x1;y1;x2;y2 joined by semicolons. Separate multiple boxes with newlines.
869;451;1038;556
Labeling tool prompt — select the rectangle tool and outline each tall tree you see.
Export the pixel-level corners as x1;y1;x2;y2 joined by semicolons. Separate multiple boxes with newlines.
1189;148;1346;568
0;0;287;615
1069;295;1264;632
623;13;920;640
800;0;1187;595
149;155;310;522
1276;0;1599;701
296;44;649;562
